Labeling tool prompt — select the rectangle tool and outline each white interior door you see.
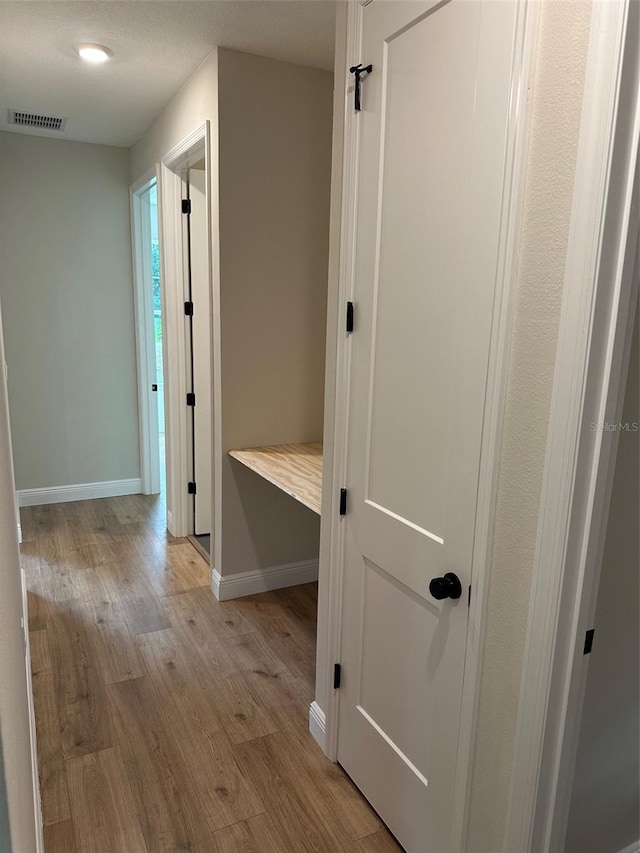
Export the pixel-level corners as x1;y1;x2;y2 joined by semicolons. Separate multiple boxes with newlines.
338;2;518;850
189;166;212;537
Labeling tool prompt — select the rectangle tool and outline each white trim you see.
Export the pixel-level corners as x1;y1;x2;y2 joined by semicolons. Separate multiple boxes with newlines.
452;2;541;848
158;121;212;538
161;125;208;171
17;478;141;507
211;559;319;602
207;85;223;584
130;166;158;196
312;0;348;756
322;0;363;765
309;701;327;752
20;568;44;853
14;461;22;544
158;162;189;536
505;1;639;850
131;167;162;497
615;842;640;853
322;3;539;850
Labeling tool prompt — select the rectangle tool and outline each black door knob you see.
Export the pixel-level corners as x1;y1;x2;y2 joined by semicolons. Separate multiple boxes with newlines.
429;572;463;601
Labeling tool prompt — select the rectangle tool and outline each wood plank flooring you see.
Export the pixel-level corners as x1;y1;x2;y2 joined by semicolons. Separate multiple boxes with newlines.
22;494;401;852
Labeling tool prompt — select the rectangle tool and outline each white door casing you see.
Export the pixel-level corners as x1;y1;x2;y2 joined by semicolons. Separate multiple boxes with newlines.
131;170;162;496
159;161;190;536
337;2;526;850
159;122;213;539
189;166;212;536
505;1;640;848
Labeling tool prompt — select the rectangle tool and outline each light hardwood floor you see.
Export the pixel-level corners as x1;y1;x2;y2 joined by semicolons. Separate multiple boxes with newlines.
22;494;401;852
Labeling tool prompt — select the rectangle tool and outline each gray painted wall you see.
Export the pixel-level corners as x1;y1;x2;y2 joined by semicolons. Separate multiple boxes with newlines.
131;48;332;571
565;306;639;853
129;51;218;183
217;49;332;576
0;132;139;491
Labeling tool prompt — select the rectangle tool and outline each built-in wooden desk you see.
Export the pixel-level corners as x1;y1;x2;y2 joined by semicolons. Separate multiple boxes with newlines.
228;442;323;514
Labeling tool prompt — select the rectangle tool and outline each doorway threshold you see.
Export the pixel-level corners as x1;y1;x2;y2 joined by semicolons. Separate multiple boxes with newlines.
188;534;210;564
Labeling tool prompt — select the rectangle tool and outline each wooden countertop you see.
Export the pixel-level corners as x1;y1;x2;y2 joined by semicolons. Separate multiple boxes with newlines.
228;442;323;514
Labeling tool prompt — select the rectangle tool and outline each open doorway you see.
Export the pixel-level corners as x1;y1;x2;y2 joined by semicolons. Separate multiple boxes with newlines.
131;172;166;503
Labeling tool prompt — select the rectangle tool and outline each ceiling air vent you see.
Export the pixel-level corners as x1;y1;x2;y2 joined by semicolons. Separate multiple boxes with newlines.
8;110;67;132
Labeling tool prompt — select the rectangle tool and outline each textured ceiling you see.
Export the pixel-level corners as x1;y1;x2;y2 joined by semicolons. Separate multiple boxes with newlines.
0;1;336;147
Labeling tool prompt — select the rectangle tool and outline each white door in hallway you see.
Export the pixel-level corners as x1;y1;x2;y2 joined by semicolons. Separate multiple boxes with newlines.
189;166;212;538
338;1;519;850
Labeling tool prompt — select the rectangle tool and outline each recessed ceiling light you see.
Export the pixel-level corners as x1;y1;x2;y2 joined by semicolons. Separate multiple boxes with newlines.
76;44;113;64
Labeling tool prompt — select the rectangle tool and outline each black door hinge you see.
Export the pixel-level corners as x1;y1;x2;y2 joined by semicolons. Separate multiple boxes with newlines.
349;63;373;111
188;481;197;495
346;301;354;334
333;663;342;689
468;585;472;607
181;198;191;215
186;392;196;407
184;301;194;316
339;488;347;516
583;628;595;655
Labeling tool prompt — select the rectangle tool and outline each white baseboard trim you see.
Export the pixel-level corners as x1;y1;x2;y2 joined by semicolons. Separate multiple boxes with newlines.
212;558;319;601
309;701;327;752
17;478;142;507
616;842;640;853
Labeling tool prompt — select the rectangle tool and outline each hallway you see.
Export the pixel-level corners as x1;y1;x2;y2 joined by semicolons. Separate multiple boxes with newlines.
22;495;398;852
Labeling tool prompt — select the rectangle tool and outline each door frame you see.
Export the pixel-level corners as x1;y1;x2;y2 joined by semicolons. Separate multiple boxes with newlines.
131;167;163;497
504;2;639;850
158;122;217;541
320;1;540;849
